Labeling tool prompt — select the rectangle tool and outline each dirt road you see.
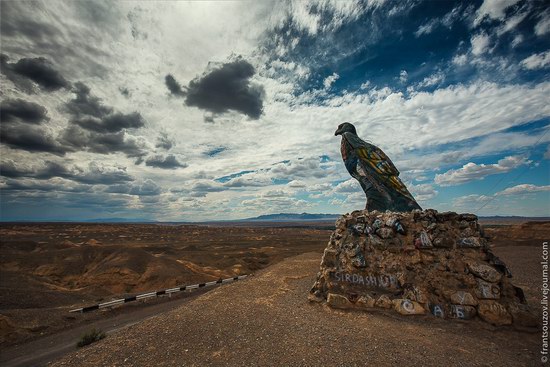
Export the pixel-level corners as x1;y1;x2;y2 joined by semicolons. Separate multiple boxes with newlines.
0;289;211;367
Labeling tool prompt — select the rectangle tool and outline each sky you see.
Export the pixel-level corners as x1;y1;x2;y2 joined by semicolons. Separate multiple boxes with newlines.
0;0;549;221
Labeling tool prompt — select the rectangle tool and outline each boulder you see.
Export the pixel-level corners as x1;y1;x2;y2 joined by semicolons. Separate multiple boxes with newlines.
467;262;502;283
450;291;478;306
478;301;513;326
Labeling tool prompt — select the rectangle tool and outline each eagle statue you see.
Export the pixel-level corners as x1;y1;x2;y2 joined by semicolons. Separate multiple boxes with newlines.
335;122;421;212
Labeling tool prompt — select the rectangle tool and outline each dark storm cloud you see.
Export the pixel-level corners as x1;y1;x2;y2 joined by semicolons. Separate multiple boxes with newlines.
0;54;70;92
0;98;65;156
0;98;49;124
155;132;175;150
60;126;147;158
0;160;134;185
0;1;119;80
59;82;147;158
0;55;34;93
145;154;187;169
1;160;70;181
65;82;145;132
165;74;186;96
1;125;68;156
129;179;162;196
65;82;113;118
71;165;134;185
0;160;34;178
185;59;265;119
73;112;145;133
34;161;70;180
1;179;93;194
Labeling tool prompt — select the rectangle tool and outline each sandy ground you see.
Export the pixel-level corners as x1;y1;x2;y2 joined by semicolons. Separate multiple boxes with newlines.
0;223;330;346
50;251;541;367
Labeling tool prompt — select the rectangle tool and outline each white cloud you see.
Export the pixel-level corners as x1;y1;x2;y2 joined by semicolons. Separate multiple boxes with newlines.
287;180;306;188
399;70;408;83
520;51;550;70
224;172;273;188
415;20;437;37
415;6;462;37
470;33;491;55
409;183;438;202
450;185;550;216
511;34;523;48
452;54;468;66
360;81;371;90
261;189;291;198
287;2;321;35
333;179;361;193
434;155;530;186
496;11;528;35
189;180;226;196
240;196;311;214
473;0;522;26
535;12;550;36
452;194;493;211
323;72;340;89
545;146;550;160
496;184;550;196
416;71;445;88
441;5;464;28
280;0;382;36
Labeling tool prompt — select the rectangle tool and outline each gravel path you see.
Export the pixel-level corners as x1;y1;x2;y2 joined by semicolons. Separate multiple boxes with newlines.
51;252;539;367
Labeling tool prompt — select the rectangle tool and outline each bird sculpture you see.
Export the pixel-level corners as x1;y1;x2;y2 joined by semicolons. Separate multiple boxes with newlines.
335;122;422;212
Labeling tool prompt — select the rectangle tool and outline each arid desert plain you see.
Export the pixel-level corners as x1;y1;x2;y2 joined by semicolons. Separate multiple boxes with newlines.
1;219;549;366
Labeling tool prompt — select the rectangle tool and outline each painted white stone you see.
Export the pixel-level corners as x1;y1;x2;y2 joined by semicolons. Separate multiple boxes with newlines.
392;299;426;315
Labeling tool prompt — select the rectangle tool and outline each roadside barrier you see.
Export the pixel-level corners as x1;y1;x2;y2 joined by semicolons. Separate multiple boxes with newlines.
69;274;250;313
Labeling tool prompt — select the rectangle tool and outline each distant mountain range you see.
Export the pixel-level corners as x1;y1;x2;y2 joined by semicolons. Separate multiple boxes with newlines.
2;213;548;223
239;213;340;222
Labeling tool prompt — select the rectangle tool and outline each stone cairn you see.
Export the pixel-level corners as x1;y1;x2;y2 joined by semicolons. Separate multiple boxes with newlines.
309;209;536;327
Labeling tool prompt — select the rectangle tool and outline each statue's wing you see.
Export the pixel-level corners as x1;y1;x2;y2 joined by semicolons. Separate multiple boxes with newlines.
343;132;415;201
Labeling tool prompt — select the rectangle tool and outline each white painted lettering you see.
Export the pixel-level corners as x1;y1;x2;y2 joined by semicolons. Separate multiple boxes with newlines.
402;300;414;312
453;305;465;319
432;305;444;318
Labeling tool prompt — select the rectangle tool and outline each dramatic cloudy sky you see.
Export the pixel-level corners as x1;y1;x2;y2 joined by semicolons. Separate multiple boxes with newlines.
1;0;549;221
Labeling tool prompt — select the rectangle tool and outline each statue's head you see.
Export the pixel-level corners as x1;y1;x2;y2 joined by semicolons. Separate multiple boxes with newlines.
334;122;357;136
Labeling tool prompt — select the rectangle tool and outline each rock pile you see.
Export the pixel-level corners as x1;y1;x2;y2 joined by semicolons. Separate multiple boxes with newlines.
309;209;536;327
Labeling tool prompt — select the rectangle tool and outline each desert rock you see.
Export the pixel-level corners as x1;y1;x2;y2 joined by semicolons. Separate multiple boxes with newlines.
478;301;513;326
309;209;534;327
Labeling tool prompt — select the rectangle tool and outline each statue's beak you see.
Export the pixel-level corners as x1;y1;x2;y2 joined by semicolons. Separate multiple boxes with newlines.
334;129;341;136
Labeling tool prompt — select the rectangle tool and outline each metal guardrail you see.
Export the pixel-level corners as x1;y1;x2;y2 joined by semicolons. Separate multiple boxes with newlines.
69;274;250;313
